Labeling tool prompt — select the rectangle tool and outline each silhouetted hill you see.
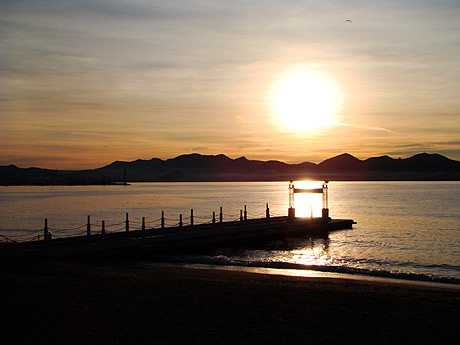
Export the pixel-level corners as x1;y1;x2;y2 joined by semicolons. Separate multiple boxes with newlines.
402;153;460;171
317;153;363;171
1;152;460;185
167;153;233;169
316;152;460;180
363;155;396;170
155;170;197;182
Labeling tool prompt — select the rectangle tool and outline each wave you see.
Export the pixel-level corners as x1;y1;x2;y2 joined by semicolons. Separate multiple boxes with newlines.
164;255;460;285
333;257;460;272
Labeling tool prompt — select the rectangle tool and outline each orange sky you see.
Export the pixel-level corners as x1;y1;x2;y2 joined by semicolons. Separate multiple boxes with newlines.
1;1;460;169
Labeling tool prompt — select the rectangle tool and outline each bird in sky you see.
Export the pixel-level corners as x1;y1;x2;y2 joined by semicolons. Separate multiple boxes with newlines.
346;19;352;23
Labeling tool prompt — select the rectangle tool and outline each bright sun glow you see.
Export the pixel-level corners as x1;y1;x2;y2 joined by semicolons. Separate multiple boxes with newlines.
272;69;339;132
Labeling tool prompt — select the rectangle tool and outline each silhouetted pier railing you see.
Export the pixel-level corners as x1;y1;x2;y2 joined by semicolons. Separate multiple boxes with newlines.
1;202;356;258
0;204;283;244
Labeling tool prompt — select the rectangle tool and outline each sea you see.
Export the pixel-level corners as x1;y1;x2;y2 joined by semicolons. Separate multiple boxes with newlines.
1;181;460;286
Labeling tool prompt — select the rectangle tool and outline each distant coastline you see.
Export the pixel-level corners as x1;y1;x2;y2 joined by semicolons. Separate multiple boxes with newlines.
1;152;460;185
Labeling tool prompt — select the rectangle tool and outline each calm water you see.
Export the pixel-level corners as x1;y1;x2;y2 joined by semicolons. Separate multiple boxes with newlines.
1;182;460;284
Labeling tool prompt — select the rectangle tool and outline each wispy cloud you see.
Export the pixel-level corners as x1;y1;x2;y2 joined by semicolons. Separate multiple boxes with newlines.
1;1;459;168
334;121;398;134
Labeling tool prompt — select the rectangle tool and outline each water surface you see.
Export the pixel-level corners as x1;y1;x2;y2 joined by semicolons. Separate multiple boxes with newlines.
1;181;459;284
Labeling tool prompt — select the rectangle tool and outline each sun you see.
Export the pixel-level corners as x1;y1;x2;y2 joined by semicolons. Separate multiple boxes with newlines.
271;69;339;132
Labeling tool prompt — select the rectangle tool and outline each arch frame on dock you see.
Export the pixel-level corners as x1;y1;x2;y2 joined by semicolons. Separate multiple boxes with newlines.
288;180;330;219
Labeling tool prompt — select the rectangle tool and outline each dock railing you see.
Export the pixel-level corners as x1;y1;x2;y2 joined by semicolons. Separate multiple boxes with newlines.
0;203;289;244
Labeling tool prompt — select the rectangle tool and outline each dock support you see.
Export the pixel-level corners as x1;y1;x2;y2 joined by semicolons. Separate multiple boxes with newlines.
244;205;247;221
125;213;129;232
141;217;146;238
87;215;91;237
179;214;183;227
240;210;243;222
288;207;295;219
212;212;216;224
161;211;165;229
190;209;194;226
220;207;223;223
266;203;270;219
322;208;329;219
101;220;105;236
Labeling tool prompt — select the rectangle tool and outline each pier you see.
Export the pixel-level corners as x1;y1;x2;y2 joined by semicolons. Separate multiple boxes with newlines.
0;181;356;257
0;216;355;257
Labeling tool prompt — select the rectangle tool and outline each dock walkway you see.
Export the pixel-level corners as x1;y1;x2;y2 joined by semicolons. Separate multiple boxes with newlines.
1;216;355;257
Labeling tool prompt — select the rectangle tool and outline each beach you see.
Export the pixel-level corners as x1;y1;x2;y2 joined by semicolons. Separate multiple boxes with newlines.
2;258;460;345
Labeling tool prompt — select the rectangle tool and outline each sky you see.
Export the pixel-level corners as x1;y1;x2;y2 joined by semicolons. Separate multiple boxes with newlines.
1;0;460;169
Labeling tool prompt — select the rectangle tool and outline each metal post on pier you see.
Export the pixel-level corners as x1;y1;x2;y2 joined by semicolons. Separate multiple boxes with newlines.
212;211;216;225
87;215;91;237
240;210;243;222
101;220;105;236
244;205;247;221
322;180;330;220
266;203;270;220
43;218;48;241
288;181;295;219
190;209;194;226
161;211;165;229
179;214;183;227
142;217;146;238
219;207;223;223
125;213;129;232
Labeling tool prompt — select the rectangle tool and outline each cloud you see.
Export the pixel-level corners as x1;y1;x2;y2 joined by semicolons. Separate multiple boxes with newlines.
1;0;460;168
335;122;397;134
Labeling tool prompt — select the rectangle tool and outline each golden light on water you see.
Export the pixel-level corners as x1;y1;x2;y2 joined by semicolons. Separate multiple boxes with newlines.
270;67;340;132
291;242;330;266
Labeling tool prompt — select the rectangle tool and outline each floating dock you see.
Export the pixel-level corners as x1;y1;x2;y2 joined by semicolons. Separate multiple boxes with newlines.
1;216;355;257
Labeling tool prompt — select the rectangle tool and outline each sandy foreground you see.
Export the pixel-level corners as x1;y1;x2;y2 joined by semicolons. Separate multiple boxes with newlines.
2;258;460;345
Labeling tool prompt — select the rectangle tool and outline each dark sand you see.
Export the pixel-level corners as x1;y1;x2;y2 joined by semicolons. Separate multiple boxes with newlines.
2;258;460;345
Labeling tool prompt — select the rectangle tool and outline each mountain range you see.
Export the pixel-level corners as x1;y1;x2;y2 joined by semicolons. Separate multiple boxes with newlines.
1;152;460;185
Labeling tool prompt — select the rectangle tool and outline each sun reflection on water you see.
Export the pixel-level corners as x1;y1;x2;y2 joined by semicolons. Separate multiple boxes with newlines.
290;238;331;266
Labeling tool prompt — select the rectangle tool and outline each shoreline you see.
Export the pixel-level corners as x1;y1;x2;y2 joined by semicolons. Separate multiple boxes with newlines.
152;262;460;291
3;257;460;344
